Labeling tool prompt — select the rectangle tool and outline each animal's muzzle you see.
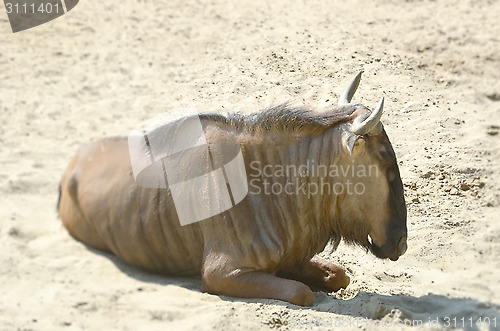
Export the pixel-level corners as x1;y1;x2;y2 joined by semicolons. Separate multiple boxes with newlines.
386;233;408;261
397;235;407;257
369;227;407;261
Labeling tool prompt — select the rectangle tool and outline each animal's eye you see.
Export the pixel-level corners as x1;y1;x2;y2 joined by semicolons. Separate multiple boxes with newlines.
379;150;390;159
387;170;396;182
377;145;394;161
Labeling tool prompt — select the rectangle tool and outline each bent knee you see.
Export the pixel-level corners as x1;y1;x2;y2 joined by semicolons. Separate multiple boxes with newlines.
201;266;232;294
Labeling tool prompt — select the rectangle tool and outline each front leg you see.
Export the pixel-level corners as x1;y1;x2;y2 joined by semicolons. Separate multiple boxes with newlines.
201;261;315;306
278;255;350;292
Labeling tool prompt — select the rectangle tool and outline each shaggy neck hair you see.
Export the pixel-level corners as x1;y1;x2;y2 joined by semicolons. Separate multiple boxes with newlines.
199;103;361;138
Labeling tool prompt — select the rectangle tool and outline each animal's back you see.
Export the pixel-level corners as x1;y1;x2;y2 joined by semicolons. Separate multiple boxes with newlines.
58;136;205;276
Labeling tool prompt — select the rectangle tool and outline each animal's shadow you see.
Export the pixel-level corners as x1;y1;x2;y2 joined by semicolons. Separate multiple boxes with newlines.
89;247;499;331
86;246;202;291
303;292;500;331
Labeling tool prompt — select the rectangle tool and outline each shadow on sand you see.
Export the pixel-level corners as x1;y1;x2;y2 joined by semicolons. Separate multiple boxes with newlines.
305;291;500;331
88;246;499;331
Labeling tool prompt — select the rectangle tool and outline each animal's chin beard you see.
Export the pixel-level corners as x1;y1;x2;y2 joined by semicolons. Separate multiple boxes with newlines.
362;234;374;252
367;235;388;259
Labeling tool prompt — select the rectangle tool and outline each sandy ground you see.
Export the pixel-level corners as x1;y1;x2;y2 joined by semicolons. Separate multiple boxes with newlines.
1;0;500;330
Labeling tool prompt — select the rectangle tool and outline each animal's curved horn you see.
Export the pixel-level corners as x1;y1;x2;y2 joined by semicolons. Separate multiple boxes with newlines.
338;71;363;106
351;97;384;135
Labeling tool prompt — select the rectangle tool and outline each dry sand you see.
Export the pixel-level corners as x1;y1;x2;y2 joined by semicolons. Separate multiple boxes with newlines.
1;0;499;330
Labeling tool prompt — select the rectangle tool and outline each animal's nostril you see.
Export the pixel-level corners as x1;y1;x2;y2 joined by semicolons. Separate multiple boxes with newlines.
398;235;407;256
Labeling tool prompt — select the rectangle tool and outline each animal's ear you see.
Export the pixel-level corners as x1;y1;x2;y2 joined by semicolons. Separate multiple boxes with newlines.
342;132;365;155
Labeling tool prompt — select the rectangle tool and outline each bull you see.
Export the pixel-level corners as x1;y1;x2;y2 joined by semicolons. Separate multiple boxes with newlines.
58;72;407;306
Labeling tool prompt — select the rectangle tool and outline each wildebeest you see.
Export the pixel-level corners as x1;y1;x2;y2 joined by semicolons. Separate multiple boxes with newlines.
58;72;407;306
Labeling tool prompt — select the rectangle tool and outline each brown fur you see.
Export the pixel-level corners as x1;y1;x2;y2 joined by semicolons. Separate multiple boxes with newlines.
59;103;405;306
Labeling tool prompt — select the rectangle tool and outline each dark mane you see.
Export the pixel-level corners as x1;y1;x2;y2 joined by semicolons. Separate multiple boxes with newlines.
199;103;360;136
